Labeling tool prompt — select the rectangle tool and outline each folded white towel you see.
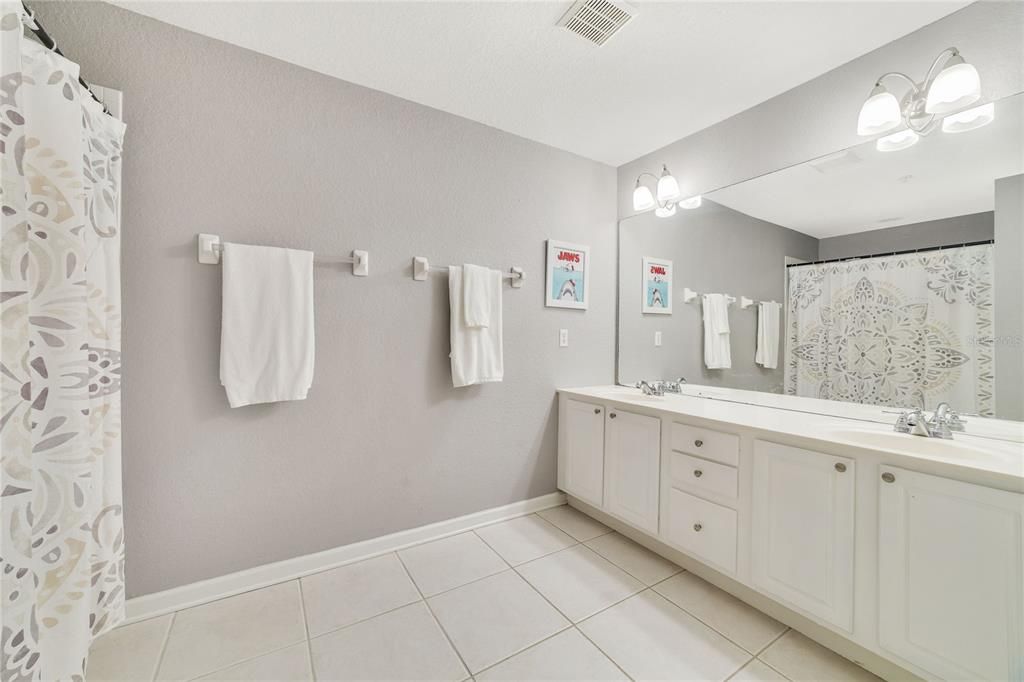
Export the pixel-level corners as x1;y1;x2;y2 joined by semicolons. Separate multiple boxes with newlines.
463;263;492;328
702;293;732;370
756;301;781;369
220;242;315;407
449;265;503;387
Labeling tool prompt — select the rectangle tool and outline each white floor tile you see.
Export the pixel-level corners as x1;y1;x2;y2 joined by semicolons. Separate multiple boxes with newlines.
196;643;312;681
654;571;787;653
536;505;611;542
730;658;789;682
584;532;682;585
87;614;172;681
517;545;644;622
759;631;882;682
476;628;626;681
579;591;751;681
399;532;508;596
300;553;421;636
427;570;569;673
156;581;306;681
310;602;467;681
474;515;575;566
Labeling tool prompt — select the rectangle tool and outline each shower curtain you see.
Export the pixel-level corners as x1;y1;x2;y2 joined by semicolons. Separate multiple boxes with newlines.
1;7;126;680
784;244;994;416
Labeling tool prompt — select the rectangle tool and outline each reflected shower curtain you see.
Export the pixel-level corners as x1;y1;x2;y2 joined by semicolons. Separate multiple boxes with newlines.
784;244;994;416
1;7;126;680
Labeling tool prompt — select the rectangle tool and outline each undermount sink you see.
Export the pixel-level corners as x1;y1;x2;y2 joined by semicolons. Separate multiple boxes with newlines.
828;427;995;458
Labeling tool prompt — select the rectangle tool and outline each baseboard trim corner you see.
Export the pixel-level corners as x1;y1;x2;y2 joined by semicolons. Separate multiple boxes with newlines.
125;491;566;624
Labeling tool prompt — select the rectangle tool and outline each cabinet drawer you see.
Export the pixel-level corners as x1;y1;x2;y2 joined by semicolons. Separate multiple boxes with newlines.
671;423;739;466
665;487;737;574
669;452;738;501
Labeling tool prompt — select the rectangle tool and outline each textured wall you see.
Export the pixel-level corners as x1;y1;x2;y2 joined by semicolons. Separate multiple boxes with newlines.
30;1;617;597
818;212;994;260
616;1;1024;218
617;201;817;390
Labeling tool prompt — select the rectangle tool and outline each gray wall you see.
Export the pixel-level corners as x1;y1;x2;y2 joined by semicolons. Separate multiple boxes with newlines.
32;1;617;597
994;174;1023;420
617;1;1024;219
818;212;995;260
617;201;817;391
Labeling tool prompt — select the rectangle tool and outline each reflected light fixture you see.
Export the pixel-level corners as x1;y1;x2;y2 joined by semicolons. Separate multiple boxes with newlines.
857;47;983;138
655;203;677;218
876;129;919;152
677;195;702;210
941;102;995;133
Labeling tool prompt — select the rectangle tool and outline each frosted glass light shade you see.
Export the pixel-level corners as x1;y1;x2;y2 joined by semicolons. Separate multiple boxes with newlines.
926;59;981;114
678;195;702;209
657;169;680;202
857;86;902;136
876;129;919;152
941;102;994;133
655;203;677;218
633;183;655;212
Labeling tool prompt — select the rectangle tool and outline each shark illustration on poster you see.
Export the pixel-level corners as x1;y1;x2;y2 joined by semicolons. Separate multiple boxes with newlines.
642;256;672;314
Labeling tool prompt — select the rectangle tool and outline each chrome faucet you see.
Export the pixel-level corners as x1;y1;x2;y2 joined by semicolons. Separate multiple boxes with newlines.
893;402;965;439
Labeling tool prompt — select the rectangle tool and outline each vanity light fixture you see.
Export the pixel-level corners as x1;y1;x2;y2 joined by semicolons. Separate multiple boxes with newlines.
632;165;701;217
857;47;984;138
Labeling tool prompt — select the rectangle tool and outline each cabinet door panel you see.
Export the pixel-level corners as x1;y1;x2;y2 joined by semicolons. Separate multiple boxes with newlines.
559;399;605;506
604;409;661;533
751;440;855;631
878;465;1024;681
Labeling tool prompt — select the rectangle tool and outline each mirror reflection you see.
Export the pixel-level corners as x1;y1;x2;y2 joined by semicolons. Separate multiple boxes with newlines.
618;92;1023;423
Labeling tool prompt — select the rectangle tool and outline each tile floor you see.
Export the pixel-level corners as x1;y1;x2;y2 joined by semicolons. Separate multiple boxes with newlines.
88;505;882;681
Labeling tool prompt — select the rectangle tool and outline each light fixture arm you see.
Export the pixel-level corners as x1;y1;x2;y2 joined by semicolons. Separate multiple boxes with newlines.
867;48;967;136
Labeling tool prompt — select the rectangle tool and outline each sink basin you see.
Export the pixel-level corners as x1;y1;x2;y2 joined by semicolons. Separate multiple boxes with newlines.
829;427;995;458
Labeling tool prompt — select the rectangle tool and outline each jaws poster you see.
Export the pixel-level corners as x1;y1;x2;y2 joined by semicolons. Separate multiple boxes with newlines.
642;256;672;314
546;240;590;310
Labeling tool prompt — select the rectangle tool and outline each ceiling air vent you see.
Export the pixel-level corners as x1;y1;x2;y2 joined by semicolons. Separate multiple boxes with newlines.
557;0;637;46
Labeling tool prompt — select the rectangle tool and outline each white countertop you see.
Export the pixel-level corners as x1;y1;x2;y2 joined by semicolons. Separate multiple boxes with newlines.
559;385;1024;491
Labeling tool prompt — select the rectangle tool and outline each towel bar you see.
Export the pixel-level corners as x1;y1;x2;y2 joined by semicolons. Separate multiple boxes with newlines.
682;287;736;305
197;234;369;276
412;257;524;289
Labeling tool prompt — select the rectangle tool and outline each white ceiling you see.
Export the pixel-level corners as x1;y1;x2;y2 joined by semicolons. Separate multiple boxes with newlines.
113;0;969;166
707;94;1024;238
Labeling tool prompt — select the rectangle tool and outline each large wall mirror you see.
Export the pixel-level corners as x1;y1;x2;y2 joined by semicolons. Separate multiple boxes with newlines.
618;91;1024;428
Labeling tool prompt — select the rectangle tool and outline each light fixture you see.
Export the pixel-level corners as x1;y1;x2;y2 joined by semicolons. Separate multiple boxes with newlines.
677;195;702;210
857;47;982;138
654;204;677;218
941;102;994;133
876;129;919;152
632;180;655;212
656;164;680;202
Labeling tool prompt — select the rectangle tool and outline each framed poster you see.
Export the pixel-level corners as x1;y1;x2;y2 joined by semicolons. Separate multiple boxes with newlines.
642;256;672;314
545;240;590;310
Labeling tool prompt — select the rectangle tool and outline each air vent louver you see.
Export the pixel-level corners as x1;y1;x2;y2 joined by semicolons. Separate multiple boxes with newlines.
557;0;637;46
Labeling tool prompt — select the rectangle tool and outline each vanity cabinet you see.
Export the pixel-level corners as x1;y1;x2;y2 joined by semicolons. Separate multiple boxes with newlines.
604;408;661;533
751;441;856;631
558;398;606;507
877;465;1024;681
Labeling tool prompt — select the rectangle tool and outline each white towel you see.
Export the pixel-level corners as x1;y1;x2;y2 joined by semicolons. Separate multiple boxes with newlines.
702;293;732;369
220;242;315;407
463;263;492;328
449;265;503;387
756;301;781;369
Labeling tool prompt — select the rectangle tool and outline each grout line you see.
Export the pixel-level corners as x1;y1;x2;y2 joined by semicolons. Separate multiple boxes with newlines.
296;578;316;681
754;626;790;657
572;623;635;681
306;594;424;643
582;541;684;588
468;624;576;678
150;610;176;682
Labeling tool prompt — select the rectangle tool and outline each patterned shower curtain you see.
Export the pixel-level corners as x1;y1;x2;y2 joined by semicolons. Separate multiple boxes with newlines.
784;244;994;416
1;6;126;680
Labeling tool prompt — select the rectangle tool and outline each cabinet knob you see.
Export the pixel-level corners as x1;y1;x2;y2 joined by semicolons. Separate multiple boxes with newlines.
882;472;895;483
693;523;703;532
693;469;703;478
694;439;703;448
594;408;601;414
609;413;617;419
834;462;847;473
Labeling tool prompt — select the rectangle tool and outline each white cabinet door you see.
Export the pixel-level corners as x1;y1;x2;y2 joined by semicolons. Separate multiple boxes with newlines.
751;441;855;631
604;408;661;533
558;399;606;507
878;465;1024;681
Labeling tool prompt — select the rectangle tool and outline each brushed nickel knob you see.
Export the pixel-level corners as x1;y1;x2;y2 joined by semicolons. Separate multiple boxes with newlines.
609;413;617;419
835;462;847;473
882;472;895;483
694;439;703;447
594;408;601;414
693;523;703;532
693;469;703;478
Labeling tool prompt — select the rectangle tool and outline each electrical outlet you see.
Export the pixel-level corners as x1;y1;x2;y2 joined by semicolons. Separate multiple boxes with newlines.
559;329;569;347
655;331;662;347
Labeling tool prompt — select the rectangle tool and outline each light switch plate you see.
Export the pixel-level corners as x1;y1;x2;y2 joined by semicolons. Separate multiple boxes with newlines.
655;331;662;347
559;329;569;347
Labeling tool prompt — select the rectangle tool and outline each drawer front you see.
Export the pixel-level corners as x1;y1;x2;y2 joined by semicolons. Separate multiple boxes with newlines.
665;487;737;574
669;452;738;501
671;423;739;467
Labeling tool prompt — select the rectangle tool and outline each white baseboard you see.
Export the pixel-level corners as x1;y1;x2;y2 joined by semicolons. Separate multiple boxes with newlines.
124;491;566;624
